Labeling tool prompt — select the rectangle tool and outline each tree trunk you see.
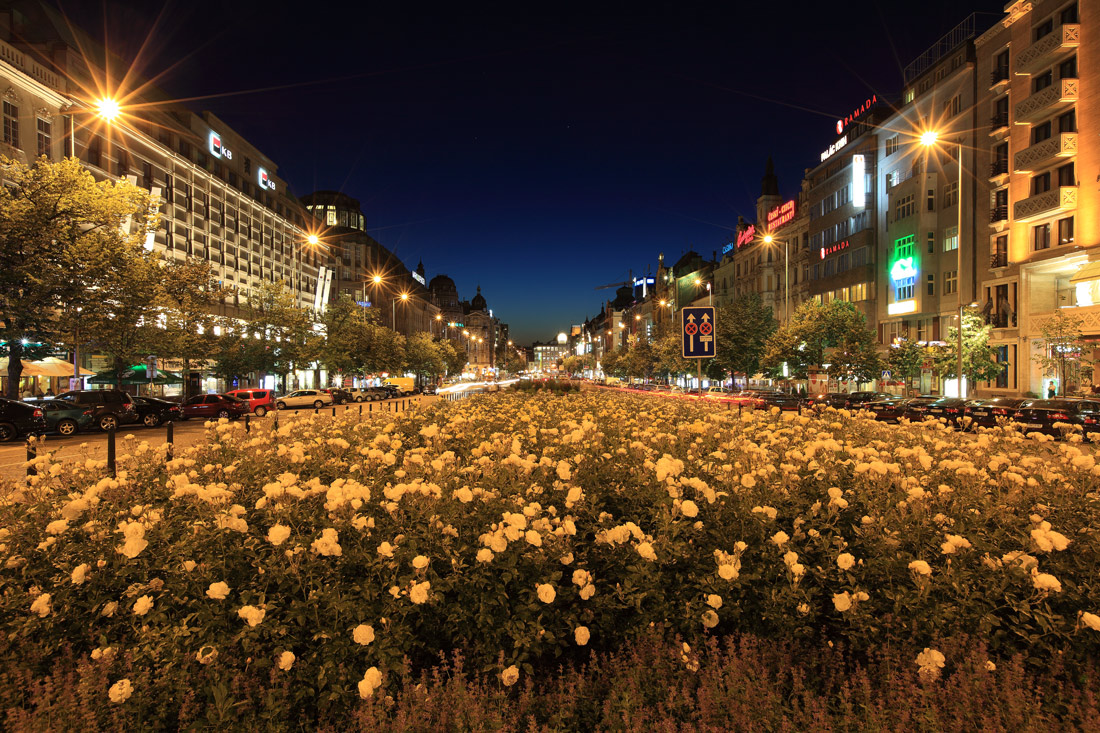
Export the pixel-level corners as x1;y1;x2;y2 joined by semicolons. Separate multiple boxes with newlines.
5;339;25;399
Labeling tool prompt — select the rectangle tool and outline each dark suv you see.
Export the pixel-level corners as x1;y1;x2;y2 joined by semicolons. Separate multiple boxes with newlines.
55;390;138;431
0;397;47;441
322;388;353;405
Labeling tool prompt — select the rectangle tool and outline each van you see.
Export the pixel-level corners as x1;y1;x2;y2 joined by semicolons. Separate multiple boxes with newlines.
384;377;417;395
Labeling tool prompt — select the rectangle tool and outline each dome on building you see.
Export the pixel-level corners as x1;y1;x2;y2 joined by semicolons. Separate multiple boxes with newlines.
429;274;461;313
429;274;456;292
470;285;487;311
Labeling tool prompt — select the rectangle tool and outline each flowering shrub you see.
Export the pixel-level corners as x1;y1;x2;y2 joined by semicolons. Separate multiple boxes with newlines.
1;392;1099;720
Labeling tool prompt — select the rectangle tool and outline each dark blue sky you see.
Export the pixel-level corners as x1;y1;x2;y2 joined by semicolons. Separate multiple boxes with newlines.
68;0;1004;344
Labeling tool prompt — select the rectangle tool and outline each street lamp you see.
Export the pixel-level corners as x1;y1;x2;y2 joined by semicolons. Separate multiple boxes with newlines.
921;129;966;397
762;233;790;324
393;291;410;334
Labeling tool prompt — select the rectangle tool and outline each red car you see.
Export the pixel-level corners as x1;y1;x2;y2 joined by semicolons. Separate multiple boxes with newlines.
225;388;276;417
180;394;249;420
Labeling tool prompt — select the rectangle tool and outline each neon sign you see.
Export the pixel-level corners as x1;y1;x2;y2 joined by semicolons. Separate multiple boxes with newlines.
835;95;878;135
736;224;756;249
890;257;917;282
820;135;848;162
209;131;232;160
820;240;850;259
888;300;917;315
412;272;426;286
258;167;276;192
852;155;865;209
722;242;735;255
766;200;796;228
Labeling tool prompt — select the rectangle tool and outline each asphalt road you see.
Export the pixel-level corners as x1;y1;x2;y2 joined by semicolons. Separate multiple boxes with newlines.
0;396;431;483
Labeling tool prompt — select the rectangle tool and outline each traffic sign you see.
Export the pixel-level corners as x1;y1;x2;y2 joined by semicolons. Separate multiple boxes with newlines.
681;306;716;358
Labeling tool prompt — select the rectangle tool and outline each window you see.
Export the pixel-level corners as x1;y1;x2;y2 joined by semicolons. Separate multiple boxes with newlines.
894;194;915;221
1058;216;1074;245
1059;55;1077;80
1059;109;1077;133
995;346;1010;389
141;161;153;189
896;279;914;301
1033;70;1053;92
2;101;18;147
1032;121;1052;144
927;274;935;296
178;139;191;158
1034;17;1054;41
994;49;1010;80
904;88;915;104
1057;162;1075;187
885;135;899;156
927;189;935;211
943;181;958;208
35;118;50;158
1031;172;1052;195
942;95;961;117
944;226;958;252
927;232;935;254
992;235;1008;267
244;157;252;174
1033;223;1051;250
87;135;101;167
852;246;869;268
944;269;958;295
993;96;1009;126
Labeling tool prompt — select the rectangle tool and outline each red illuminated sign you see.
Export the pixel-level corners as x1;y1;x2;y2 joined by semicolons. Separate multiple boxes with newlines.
736;224;756;249
835;95;878;135
820;240;850;259
766;200;796;228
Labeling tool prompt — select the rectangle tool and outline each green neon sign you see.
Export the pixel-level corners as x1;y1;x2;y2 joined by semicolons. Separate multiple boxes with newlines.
890;257;917;282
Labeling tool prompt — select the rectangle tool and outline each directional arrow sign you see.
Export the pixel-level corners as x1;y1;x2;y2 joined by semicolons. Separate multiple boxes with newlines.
682;306;716;358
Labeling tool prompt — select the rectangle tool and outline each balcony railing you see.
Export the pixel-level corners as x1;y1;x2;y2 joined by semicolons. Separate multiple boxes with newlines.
1013;186;1077;223
986;312;1015;328
990;112;1009;131
1013;133;1077;173
1015;78;1079;124
990;204;1008;223
990;251;1008;268
1016;24;1080;75
989;158;1009;177
990;67;1010;87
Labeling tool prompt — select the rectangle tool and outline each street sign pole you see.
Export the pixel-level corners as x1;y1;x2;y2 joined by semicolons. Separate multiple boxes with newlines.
681;306;716;389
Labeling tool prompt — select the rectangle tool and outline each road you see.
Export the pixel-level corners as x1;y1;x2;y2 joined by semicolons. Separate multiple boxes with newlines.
0;396;430;483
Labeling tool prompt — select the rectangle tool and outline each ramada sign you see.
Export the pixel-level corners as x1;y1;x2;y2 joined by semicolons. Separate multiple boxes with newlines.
835;95;877;135
766;200;796;228
820;240;850;259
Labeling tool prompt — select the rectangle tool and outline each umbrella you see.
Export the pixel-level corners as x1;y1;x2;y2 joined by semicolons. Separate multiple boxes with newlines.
0;357;94;377
88;365;183;385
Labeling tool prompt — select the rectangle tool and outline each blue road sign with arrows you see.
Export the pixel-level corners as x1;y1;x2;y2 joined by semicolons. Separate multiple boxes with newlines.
681;306;716;358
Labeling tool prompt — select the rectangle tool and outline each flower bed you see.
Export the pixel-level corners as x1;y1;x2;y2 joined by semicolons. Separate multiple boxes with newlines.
1;391;1098;723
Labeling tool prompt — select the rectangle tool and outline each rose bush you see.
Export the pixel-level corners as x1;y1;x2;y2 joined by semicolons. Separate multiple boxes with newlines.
1;391;1098;719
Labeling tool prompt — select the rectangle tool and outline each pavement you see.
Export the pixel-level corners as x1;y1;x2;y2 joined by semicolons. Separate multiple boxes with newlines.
0;395;431;483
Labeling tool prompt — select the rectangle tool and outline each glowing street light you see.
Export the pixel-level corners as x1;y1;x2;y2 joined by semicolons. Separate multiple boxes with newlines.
762;233;789;323
95;97;121;122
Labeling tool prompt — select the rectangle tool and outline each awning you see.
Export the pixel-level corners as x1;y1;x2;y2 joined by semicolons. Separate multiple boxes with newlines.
1069;261;1100;284
88;365;183;385
0;357;94;377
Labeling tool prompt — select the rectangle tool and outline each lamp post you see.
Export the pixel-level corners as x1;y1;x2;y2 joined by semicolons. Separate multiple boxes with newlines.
393;292;409;335
762;234;789;324
921;130;966;398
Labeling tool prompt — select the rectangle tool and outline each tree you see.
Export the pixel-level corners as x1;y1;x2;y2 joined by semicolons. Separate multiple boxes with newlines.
600;347;627;378
1032;310;1094;396
439;339;467;377
713;294;776;379
623;340;657;381
362;323;405;376
244;280;314;390
932;307;1003;389
762;300;880;384
316;295;374;382
502;348;525;375
886;337;927;393
404;332;445;386
0;156;155;397
158;258;227;397
653;332;695;381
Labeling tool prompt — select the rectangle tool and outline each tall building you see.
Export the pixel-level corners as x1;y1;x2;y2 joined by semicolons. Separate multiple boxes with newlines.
975;0;1090;396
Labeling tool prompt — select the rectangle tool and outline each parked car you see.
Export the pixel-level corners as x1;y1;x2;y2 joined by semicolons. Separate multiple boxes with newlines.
321;387;353;405
728;390;780;408
964;397;1027;429
131;396;183;428
378;385;402;399
421;384;438;395
346;388;378;402
806;393;850;409
180;393;249;420
899;395;946;422
1;397;54;440
758;392;803;411
275;389;334;410
704;387;730;399
384;377;417;396
1012;399;1100;437
864;397;912;423
363;387;392;401
922;397;969;426
54;389;139;431
845;391;893;409
225;388;277;417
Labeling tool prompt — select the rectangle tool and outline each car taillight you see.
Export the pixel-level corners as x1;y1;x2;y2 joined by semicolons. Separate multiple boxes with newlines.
1084;417;1098;425
33;409;43;418
83;410;94;416
945;408;960;414
992;408;1007;415
1051;413;1070;420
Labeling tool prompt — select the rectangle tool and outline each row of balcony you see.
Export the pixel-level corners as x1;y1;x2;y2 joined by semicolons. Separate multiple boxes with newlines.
988;187;1077;226
1015;78;1078;124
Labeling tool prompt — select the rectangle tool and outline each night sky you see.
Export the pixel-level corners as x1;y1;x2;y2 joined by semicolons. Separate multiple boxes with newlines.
60;0;1004;344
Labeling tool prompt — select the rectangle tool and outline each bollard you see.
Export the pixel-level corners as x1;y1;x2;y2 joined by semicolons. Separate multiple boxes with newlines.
166;421;174;460
245;414;251;433
107;427;116;478
315;406;319;415
273;414;279;430
332;407;337;417
359;404;362;416
345;405;349;413
26;438;36;478
369;402;372;413
738;403;742;416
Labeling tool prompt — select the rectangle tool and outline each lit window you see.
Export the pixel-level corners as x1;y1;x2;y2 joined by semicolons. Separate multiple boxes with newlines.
944;226;958;252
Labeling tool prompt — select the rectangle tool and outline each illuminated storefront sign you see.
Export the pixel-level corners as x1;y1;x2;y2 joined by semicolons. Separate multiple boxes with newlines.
890;257;918;282
887;299;917;315
766;200;796;228
852;154;865;209
355;300;372;308
722;242;736;255
209;131;232;160
412;272;426;286
835;95;878;135
820;135;848;162
820;240;850;259
258;167;276;191
736;224;756;249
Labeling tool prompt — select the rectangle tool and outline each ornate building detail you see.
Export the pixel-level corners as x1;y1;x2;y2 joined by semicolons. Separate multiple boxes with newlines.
1013;133;1077;172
